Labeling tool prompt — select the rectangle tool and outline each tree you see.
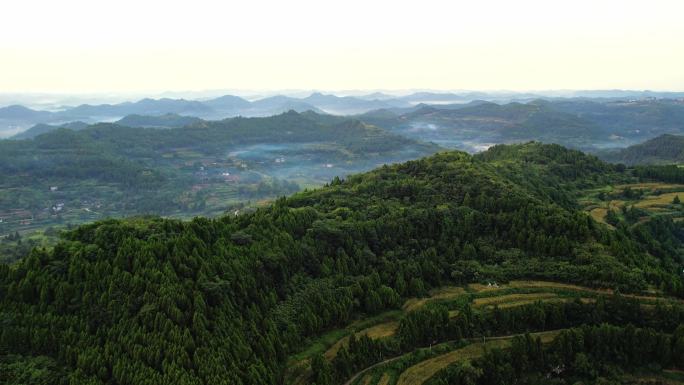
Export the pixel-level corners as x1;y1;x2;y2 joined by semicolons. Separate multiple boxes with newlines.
310;354;332;385
674;325;684;368
605;209;620;226
455;361;482;385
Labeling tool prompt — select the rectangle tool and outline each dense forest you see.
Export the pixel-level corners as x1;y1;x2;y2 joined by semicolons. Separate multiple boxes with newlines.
1;143;683;385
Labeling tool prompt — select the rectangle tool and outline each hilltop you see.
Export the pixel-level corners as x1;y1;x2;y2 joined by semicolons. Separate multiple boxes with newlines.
12;121;89;140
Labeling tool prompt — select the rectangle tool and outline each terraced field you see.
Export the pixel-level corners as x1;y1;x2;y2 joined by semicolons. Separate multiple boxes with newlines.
473;292;561;309
615;183;684;190
325;321;399;359
402;286;466;312
635;192;683;209
377;373;391;385
590;207;609;224
395;330;561;385
287;280;681;385
581;182;684;225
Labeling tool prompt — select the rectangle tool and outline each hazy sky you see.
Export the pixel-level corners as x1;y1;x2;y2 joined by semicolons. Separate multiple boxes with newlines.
2;0;683;93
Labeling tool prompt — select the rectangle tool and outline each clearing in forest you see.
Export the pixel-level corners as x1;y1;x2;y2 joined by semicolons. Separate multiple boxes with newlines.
614;182;684;190
590;207;609;224
634;192;683;208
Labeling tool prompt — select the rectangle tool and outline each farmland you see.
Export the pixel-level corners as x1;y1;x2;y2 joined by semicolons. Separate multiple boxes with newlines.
581;182;684;226
287;280;682;385
394;330;561;385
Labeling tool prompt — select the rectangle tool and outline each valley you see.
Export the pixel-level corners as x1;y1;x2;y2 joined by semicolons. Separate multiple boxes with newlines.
359;99;684;153
0;111;439;262
4;95;684;261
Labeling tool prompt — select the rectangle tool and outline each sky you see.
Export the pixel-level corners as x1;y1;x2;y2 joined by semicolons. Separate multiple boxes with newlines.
1;0;683;93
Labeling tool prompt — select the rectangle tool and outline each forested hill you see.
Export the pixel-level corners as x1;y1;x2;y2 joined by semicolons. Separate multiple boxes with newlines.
1;143;683;385
0;111;439;242
599;133;684;165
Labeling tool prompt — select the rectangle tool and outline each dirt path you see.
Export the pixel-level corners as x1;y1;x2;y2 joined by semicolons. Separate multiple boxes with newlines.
342;353;405;385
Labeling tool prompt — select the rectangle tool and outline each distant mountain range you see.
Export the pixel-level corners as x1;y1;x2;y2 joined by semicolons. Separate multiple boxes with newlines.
597;134;684;165
115;113;203;129
356;98;684;152
0;104;55;120
1;93;398;137
3;90;684;140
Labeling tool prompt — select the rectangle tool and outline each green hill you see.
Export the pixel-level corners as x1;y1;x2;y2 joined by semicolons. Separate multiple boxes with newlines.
599;134;684;165
12;121;89;140
0;111;439;241
1;143;682;384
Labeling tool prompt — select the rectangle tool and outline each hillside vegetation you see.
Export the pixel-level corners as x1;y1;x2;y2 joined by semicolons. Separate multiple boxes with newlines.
1;143;683;385
0;111;438;250
599;134;684;165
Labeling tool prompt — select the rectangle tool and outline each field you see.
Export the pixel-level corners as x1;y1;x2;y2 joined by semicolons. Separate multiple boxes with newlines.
287;280;681;385
325;321;399;360
581;182;684;226
377;373;391;385
472;292;561;309
614;182;684;190
402;286;466;312
590;207;609;224
634;192;684;208
473;292;557;305
395;330;561;385
322;287;467;361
